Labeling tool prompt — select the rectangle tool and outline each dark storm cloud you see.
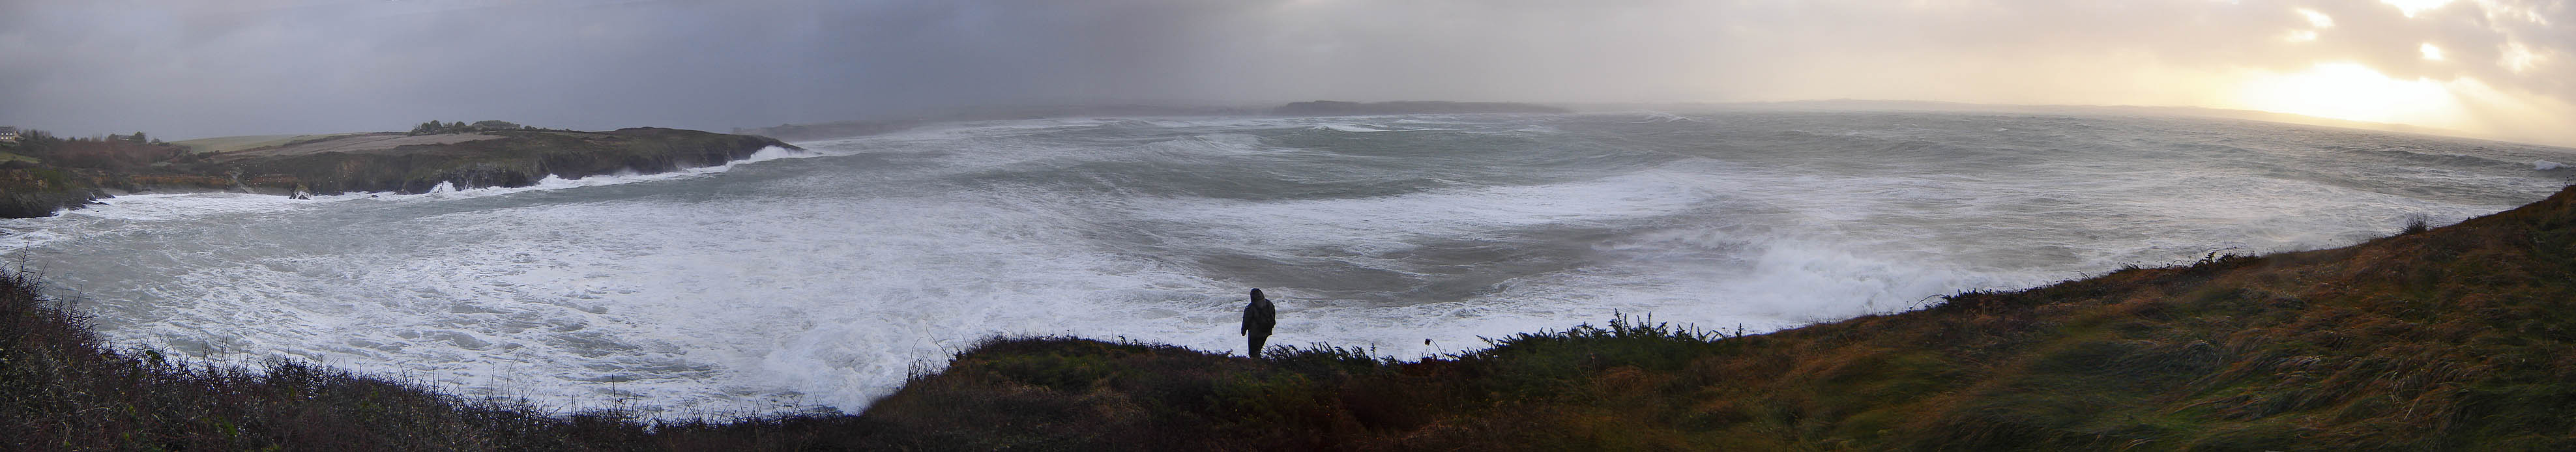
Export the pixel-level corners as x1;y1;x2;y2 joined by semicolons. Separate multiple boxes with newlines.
0;0;2568;144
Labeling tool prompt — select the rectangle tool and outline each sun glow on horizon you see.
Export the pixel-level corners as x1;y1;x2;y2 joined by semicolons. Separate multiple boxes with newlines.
2381;0;2456;17
2231;63;2463;126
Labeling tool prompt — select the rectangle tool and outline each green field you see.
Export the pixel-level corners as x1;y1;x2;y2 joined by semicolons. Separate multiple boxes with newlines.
0;152;37;163
169;132;369;154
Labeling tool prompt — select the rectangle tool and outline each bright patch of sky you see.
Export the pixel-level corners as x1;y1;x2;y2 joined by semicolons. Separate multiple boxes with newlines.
0;0;2568;146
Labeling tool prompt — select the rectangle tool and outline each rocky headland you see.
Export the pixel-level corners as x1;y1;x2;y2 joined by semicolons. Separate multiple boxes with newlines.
203;127;797;195
0;126;797;218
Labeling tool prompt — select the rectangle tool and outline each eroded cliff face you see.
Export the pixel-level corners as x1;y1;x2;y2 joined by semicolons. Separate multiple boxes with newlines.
0;163;119;218
0;184;98;218
203;128;800;195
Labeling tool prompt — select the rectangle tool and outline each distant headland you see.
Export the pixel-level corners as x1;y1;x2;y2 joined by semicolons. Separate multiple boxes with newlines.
735;101;1575;141
0;120;796;218
1270;100;1572;116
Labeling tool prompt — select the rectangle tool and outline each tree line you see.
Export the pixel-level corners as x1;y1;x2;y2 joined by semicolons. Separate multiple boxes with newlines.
5;129;162;147
407;120;571;135
0;128;190;170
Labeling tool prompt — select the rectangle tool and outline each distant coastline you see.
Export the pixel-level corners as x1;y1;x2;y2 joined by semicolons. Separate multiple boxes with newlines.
735;100;1576;141
1270;100;1572;116
0;124;797;218
739;98;2576;150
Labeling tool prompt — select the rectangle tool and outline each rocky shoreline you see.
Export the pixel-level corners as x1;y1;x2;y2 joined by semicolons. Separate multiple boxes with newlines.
0;127;797;218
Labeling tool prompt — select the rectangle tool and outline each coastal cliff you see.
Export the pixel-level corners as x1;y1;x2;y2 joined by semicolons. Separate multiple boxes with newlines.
0;126;797;218
0;165;107;218
204;127;797;195
4;185;2572;449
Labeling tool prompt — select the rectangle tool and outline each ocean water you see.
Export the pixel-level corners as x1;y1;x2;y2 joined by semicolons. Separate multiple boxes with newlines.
4;111;2571;417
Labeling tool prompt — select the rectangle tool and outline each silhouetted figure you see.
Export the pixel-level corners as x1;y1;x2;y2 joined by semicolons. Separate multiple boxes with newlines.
1242;288;1276;358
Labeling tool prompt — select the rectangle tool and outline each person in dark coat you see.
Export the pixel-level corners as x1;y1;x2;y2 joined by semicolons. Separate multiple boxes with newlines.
1242;288;1277;358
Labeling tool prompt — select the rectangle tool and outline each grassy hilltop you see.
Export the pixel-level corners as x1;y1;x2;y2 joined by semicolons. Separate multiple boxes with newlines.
5;184;2575;450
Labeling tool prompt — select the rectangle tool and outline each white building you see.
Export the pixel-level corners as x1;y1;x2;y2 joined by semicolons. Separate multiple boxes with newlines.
0;126;17;143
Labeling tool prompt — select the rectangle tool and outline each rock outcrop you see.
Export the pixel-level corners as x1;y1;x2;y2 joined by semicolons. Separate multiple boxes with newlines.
0;127;797;218
0;158;123;218
203;127;798;195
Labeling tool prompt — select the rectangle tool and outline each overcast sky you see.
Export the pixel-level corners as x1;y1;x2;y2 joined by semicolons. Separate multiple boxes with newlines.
1;0;2569;145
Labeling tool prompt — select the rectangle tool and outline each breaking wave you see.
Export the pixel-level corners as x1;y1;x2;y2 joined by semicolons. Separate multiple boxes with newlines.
6;111;2572;419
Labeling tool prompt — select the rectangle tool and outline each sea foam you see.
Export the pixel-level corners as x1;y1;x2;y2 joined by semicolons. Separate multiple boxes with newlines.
10;112;2573;419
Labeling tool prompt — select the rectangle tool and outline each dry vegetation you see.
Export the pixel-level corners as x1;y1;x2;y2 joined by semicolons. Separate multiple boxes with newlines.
5;185;2573;450
858;184;2576;451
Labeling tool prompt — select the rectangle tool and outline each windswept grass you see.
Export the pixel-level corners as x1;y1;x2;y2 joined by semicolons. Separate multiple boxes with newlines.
862;185;2576;451
0;267;656;450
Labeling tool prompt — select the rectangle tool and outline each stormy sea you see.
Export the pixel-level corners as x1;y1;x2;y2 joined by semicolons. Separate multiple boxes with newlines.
5;111;2571;418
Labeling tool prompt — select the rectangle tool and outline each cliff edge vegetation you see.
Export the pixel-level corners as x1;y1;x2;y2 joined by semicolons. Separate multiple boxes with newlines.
0;130;188;218
5;184;2574;450
856;182;2576;450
